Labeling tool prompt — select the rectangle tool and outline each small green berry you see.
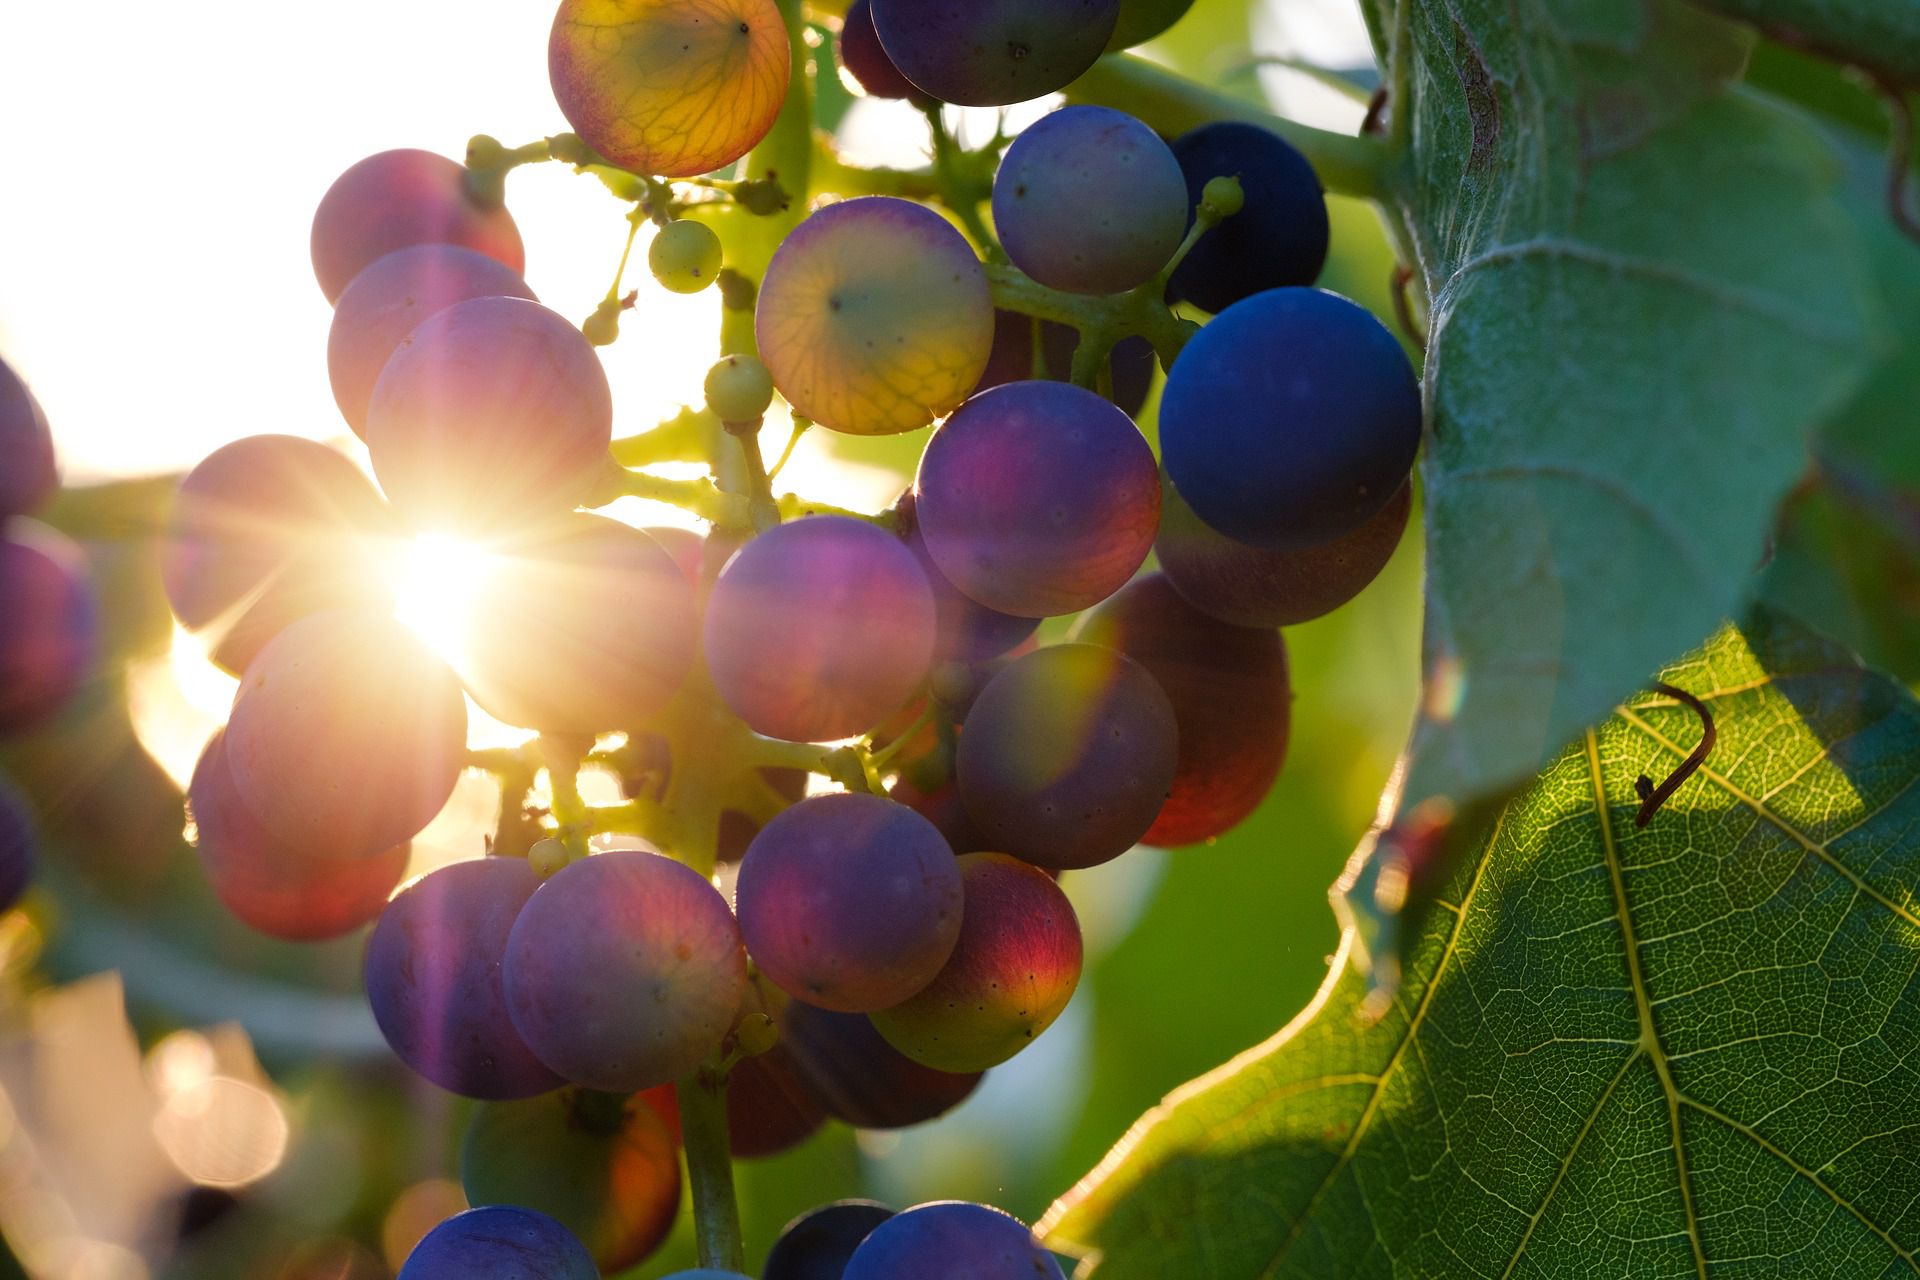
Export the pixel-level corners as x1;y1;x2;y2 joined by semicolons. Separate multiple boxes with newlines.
1201;174;1245;220
528;838;570;880
582;299;623;347
650;220;724;294
705;354;776;424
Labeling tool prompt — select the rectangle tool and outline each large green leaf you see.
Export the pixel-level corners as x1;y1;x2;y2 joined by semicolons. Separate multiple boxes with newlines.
1691;0;1920;85
1042;611;1920;1276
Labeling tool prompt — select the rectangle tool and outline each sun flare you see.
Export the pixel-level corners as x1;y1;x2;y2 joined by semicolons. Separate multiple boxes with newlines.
389;533;500;667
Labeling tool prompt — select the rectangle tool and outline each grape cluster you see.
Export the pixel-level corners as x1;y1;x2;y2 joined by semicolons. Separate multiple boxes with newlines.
157;0;1422;1274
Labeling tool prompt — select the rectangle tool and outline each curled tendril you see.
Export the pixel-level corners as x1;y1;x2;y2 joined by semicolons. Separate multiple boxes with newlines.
1633;682;1716;828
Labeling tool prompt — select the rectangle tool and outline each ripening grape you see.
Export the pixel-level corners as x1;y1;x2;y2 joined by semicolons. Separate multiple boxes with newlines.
310;149;525;304
1160;288;1421;549
871;854;1083;1072
0;772;37;914
328;245;536;439
972;310;1156;419
1157;473;1410;628
957;644;1178;870
225;610;467;858
1076;574;1291;846
869;0;1119;107
780;1000;981;1128
364;857;564;1099
549;0;791;179
0;356;55;520
842;1201;1064;1280
650;219;724;294
993;107;1188;295
0;521;97;735
764;1201;895;1280
367;296;613;532
704;353;775;424
504;850;748;1091
397;1205;596;1280
737;793;963;1012
461;514;698;735
1107;0;1197;48
461;1089;681;1273
836;0;930;105
1168;122;1330;314
190;731;408;941
756;197;994;436
896;495;1038;664
704;516;936;742
726;1042;827;1157
161;434;394;674
915;382;1160;618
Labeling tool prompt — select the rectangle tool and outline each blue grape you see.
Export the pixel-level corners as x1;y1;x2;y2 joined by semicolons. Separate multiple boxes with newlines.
1157;472;1410;627
366;296;613;533
993;107;1187;295
780;1000;981;1129
0;771;38;914
191;731;409;942
1168;121;1329;314
972;310;1156;419
311;149;524;304
842;1201;1064;1280
397;1205;595;1280
504;850;748;1091
737;793;962;1012
461;514;698;734
1074;573;1290;846
915;382;1159;618
836;0;931;105
869;0;1118;106
956;644;1177;870
1160;287;1420;549
704;516;936;742
0;520;97;735
897;494;1038;664
0;355;56;520
364;857;563;1099
328;244;535;440
764;1201;895;1280
225;610;467;859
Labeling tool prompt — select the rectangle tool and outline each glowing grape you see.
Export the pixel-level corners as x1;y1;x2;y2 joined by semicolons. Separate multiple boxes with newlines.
704;353;775;424
650;219;724;294
0;355;55;520
757;197;993;436
550;0;791;179
869;0;1119;107
397;1205;596;1280
0;520;97;735
311;149;524;304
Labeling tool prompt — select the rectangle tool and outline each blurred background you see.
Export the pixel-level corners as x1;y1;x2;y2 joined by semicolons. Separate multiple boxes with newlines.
0;0;1422;1275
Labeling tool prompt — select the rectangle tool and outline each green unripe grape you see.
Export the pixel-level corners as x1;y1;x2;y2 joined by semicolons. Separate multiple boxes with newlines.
529;838;570;879
581;300;622;347
1201;174;1245;220
650;220;723;295
705;354;775;423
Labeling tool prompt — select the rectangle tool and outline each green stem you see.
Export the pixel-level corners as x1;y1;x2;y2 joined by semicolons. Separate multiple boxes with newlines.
615;470;750;525
677;1062;747;1273
812;135;942;200
1063;54;1393;199
730;425;781;531
926;108;1000;256
610;406;719;468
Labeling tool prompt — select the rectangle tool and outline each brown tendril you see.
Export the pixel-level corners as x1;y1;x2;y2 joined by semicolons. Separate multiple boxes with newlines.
1633;682;1716;828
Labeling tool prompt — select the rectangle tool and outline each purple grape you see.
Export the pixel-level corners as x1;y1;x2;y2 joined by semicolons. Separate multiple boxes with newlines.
0;520;98;735
869;0;1119;107
1168;121;1330;314
0;356;56;520
764;1201;896;1280
504;851;748;1091
191;731;409;942
889;777;993;855
161;434;394;675
327;245;535;440
837;0;932;105
842;1201;1063;1280
366;296;613;533
704;517;937;742
994;107;1187;295
972;311;1156;418
364;857;562;1099
1160;288;1420;549
915;382;1159;618
737;793;962;1013
1157;473;1410;628
957;644;1178;870
461;514;698;734
727;1042;827;1158
780;1000;981;1129
225;610;468;859
1075;574;1290;847
311;149;525;305
0;772;38;914
895;494;1037;664
397;1205;595;1280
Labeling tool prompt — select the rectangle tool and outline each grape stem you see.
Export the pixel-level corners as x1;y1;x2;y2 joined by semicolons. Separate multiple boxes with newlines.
610;406;720;468
924;107;1001;257
677;1061;748;1273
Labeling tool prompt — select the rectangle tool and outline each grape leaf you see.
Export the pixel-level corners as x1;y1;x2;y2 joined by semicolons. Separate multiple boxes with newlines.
1042;611;1920;1277
1690;0;1920;85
